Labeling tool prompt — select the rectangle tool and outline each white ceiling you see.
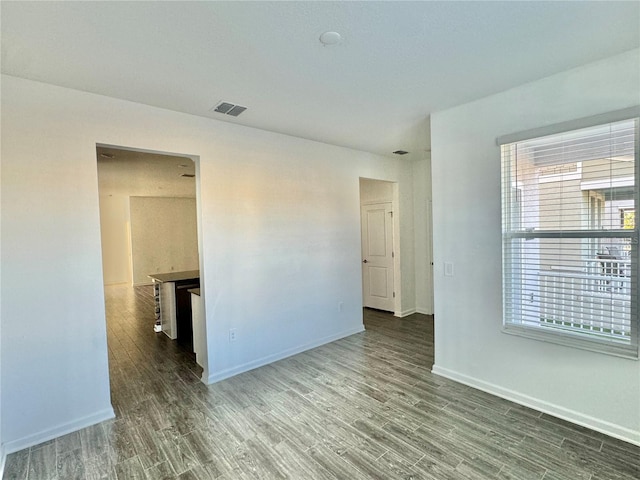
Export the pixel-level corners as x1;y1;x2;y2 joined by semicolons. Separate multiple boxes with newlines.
97;146;196;198
3;1;639;160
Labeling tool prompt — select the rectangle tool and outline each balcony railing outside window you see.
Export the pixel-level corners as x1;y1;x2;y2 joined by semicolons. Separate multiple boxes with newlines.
538;257;632;340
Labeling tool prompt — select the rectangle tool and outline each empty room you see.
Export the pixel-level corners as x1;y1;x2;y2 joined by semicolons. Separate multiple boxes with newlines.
1;2;639;479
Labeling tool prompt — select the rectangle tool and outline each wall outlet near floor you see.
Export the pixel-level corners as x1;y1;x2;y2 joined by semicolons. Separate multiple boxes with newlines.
229;328;237;342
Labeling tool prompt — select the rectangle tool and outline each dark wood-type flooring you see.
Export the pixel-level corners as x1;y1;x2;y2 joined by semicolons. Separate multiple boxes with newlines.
4;285;639;479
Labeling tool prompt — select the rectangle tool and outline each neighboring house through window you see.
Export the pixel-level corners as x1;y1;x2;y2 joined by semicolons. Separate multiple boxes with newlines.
500;114;639;358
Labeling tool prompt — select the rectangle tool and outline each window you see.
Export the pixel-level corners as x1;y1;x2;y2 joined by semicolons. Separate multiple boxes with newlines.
501;117;639;358
621;208;635;230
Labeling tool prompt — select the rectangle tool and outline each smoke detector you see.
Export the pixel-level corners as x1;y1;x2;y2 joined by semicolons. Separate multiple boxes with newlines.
319;31;342;46
211;101;247;117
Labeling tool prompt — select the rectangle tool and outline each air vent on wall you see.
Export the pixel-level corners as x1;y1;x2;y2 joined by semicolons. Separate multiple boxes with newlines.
211;101;247;117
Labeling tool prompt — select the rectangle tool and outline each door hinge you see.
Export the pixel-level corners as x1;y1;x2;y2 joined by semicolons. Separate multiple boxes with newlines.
392;251;395;258
393;292;396;298
390;211;393;217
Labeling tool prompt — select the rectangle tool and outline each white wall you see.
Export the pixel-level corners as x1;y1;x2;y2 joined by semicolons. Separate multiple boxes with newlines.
0;69;4;466
413;153;433;315
1;80;115;452
129;196;199;285
98;194;131;285
359;177;394;203
0;79;4;465
0;74;416;450
431;49;640;444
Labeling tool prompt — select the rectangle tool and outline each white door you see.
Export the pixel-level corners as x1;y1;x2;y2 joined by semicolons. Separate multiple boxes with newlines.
361;202;394;312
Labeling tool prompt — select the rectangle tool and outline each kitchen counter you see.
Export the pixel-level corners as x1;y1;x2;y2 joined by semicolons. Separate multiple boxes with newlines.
148;270;200;283
149;270;199;352
189;288;205;368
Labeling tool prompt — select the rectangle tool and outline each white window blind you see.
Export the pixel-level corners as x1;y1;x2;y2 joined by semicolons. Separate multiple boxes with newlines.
501;118;639;358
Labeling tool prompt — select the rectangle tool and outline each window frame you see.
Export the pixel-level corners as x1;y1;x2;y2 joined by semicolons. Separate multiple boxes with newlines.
499;109;640;359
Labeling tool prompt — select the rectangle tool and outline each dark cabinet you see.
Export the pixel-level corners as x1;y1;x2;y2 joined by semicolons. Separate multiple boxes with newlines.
175;279;199;352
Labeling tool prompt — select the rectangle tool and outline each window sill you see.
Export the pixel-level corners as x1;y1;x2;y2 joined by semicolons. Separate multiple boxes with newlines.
502;324;639;360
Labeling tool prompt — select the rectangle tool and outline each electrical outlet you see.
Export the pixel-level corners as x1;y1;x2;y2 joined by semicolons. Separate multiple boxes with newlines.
229;328;237;342
444;262;454;277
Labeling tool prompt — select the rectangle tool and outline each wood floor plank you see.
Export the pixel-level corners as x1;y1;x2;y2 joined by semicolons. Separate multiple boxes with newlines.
56;447;86;480
174;462;220;480
305;444;370;480
511;436;593;480
448;428;546;480
294;410;389;459
351;418;425;465
143;460;176;480
55;431;82;456
3;449;30;480
413;456;470;480
560;437;639;478
341;446;426;480
83;451;116;480
271;440;337;480
27;442;57;480
113;455;145;480
382;419;463;469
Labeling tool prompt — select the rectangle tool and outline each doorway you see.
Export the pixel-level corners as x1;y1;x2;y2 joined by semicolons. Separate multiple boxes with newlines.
361;202;394;311
359;178;400;314
96;145;207;375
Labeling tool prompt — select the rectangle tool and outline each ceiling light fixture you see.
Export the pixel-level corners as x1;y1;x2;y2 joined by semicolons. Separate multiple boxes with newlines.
319;31;342;46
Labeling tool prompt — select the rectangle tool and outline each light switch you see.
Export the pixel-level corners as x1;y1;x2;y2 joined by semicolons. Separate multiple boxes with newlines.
444;262;454;277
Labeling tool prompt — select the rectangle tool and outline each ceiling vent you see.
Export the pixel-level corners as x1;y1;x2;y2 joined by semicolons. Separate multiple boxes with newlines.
393;150;409;155
211;101;247;117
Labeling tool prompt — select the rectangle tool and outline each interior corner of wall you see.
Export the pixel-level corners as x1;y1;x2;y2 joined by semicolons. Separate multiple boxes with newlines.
0;444;6;480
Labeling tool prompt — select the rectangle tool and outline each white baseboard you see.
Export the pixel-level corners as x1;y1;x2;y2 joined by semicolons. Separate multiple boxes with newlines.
3;407;115;455
0;444;6;479
431;365;640;447
205;325;365;384
415;307;433;315
396;308;416;318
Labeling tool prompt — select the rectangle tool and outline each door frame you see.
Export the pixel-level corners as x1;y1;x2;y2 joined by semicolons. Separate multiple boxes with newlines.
361;202;395;312
359;178;402;316
95;143;209;382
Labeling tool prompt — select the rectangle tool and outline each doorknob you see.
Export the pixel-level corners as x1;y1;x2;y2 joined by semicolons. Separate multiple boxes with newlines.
363;259;368;263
